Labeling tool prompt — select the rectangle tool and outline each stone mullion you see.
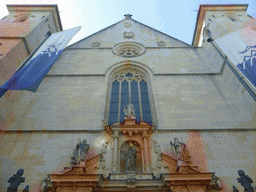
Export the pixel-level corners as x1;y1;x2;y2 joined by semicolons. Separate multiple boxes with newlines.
143;131;150;172
128;79;131;103
117;80;121;122
112;131;119;173
138;80;143;120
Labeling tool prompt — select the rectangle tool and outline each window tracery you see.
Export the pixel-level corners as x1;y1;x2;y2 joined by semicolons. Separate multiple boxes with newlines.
112;42;146;57
108;71;152;125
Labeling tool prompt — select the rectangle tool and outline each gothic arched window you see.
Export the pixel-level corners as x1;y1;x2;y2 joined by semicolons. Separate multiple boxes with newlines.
108;71;152;125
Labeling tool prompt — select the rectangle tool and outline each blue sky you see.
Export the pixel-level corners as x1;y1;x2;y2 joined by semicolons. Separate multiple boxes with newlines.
0;0;256;45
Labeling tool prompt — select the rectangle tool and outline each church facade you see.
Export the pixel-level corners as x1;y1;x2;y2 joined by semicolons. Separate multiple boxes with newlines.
0;4;255;192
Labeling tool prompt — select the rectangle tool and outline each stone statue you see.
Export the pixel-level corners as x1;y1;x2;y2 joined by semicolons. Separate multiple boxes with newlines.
125;143;137;172
124;101;136;118
237;170;254;192
70;139;90;165
101;141;109;154
170;138;186;161
7;169;25;192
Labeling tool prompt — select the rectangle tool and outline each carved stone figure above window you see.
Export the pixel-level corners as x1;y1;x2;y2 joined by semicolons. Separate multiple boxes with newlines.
91;42;101;48
124;32;134;39
156;41;166;47
112;42;146;57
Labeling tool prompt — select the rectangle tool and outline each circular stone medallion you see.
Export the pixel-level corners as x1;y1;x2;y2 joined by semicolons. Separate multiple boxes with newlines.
112;42;146;57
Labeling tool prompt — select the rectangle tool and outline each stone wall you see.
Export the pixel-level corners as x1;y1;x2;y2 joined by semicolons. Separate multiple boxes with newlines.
49;47;223;75
2;76;107;131
0;130;255;191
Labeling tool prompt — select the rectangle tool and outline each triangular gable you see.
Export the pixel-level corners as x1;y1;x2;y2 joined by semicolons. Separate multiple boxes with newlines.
68;17;191;48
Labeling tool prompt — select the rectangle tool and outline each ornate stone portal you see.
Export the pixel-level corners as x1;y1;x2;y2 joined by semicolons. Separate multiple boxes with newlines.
46;119;219;192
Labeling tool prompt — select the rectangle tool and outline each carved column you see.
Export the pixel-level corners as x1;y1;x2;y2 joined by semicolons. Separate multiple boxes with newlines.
112;131;119;173
142;131;150;172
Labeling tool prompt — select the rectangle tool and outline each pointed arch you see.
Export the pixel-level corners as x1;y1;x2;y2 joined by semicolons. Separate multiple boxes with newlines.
104;62;157;127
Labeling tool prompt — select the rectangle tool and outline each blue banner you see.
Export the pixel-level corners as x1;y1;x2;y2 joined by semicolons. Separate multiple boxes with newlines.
215;27;256;88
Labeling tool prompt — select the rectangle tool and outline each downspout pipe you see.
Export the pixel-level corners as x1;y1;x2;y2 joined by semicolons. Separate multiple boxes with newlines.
207;38;256;101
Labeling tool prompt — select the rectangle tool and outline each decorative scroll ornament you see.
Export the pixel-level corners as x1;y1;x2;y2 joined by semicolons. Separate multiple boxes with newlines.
156;41;166;47
91;42;101;48
124;31;134;39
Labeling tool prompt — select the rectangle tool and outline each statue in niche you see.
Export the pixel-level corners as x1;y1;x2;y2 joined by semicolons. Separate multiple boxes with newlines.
170;137;186;161
70;139;90;165
7;169;25;192
124;101;136;118
125;143;137;172
237;170;254;192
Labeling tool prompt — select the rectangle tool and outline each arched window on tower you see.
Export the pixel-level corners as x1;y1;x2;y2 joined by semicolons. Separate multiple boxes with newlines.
108;71;152;125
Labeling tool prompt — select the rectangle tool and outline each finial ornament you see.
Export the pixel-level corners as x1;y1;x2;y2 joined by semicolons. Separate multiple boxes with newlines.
124;14;132;20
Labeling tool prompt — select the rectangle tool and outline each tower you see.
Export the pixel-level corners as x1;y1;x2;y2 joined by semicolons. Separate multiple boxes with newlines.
0;5;62;129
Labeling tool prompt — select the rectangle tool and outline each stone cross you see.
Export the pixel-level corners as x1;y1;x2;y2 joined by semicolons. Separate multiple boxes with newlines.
124;14;132;20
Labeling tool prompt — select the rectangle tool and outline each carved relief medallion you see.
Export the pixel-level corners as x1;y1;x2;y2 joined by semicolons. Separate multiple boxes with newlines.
112;42;146;57
124;32;134;39
157;41;166;47
91;42;101;48
124;23;131;28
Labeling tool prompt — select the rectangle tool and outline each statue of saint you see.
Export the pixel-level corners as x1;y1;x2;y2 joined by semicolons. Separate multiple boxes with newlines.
170;138;186;161
70;139;90;165
125;143;137;172
124;101;136;118
237;170;254;192
7;169;25;192
101;141;109;154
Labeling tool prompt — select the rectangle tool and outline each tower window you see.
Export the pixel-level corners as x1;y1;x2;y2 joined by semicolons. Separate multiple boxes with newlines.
108;71;152;125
